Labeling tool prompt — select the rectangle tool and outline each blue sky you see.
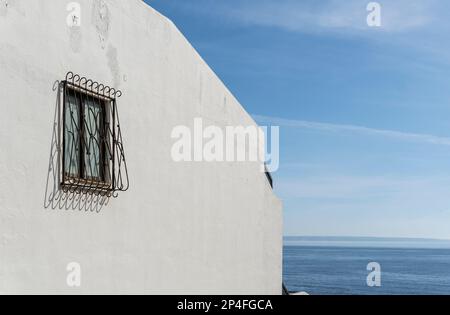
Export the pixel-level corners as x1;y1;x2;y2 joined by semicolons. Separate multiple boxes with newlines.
146;0;450;239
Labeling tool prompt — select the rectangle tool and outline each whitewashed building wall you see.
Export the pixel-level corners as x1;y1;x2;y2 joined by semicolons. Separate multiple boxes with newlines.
0;0;282;294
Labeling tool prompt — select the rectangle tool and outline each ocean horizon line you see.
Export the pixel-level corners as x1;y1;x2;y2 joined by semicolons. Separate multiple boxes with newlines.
283;236;450;249
284;235;450;242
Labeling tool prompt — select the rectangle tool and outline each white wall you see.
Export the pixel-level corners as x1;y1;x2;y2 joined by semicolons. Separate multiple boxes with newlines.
0;0;282;294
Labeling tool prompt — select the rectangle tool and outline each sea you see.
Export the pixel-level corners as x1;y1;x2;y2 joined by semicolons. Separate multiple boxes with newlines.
283;236;450;295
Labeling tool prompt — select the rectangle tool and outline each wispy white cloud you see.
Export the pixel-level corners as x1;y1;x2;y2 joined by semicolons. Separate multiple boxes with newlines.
277;174;450;200
151;0;450;68
222;0;439;34
253;114;450;146
278;175;397;199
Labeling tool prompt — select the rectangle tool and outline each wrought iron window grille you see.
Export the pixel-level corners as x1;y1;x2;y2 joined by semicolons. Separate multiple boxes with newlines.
61;72;129;197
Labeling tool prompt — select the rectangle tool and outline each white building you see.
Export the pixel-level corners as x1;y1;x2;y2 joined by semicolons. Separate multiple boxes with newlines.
0;0;282;294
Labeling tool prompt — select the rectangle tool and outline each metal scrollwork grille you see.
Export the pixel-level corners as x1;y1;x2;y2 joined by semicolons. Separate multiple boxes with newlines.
61;72;129;197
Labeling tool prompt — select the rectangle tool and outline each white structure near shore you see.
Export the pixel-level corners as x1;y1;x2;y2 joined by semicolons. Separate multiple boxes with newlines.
0;0;282;294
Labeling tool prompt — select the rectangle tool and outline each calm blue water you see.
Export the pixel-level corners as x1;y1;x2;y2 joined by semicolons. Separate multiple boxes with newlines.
283;245;450;295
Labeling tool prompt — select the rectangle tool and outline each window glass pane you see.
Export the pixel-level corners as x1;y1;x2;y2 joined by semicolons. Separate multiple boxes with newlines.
84;99;103;180
64;94;80;177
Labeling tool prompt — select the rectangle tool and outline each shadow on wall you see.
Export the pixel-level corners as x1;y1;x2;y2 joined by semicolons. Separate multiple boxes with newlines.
43;81;109;213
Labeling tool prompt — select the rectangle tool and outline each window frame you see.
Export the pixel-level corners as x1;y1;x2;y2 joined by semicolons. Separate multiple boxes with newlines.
64;87;110;183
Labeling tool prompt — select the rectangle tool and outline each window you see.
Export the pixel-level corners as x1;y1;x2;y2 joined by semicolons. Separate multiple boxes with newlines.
64;89;109;183
61;72;129;196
